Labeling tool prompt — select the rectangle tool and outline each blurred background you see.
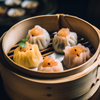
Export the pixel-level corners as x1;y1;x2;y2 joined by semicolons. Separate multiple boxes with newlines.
0;0;100;100
1;0;100;36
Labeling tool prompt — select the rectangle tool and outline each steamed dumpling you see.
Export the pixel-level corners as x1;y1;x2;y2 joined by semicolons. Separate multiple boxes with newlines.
26;25;50;50
38;56;63;72
5;0;22;6
13;42;42;68
63;43;91;69
52;28;77;53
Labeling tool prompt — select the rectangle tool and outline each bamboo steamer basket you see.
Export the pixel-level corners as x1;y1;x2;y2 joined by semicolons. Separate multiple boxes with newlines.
1;14;100;78
0;14;100;100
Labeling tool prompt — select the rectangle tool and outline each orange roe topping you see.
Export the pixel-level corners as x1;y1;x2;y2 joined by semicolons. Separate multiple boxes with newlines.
19;42;32;52
69;46;85;57
30;27;43;36
42;56;58;67
58;28;70;37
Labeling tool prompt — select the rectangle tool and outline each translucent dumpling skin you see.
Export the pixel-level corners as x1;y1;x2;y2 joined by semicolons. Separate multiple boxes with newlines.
13;42;42;68
52;28;77;53
26;25;50;50
38;56;63;72
63;43;91;69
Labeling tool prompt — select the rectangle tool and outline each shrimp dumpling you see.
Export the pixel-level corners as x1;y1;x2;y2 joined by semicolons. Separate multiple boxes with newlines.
63;43;91;69
38;56;63;72
52;28;77;53
26;25;50;50
13;42;42;68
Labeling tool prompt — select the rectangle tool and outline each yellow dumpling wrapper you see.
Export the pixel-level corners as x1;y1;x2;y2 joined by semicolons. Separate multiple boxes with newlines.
13;44;42;68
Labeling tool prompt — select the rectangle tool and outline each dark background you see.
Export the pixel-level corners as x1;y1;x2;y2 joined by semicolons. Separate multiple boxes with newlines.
0;0;100;100
1;0;100;36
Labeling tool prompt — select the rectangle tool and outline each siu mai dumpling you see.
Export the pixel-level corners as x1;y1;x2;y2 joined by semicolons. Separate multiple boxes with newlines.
38;56;63;72
52;28;77;53
63;43;91;69
13;42;42;68
26;25;50;50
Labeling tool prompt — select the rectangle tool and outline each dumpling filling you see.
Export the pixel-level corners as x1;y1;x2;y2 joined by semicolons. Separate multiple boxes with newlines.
69;45;85;57
30;27;43;36
63;43;91;68
19;42;32;52
38;56;63;72
58;28;70;37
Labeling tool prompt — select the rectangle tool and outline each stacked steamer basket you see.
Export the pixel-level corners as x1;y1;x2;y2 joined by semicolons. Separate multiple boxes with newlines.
0;14;100;100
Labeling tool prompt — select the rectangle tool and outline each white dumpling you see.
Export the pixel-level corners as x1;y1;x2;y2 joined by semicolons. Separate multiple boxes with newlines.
63;43;91;69
52;28;77;53
5;0;22;6
13;42;42;68
26;25;50;50
38;56;63;72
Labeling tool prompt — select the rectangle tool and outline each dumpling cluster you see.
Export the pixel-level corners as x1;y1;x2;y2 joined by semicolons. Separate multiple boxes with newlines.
26;25;50;50
13;42;42;68
63;43;91;69
52;28;77;53
13;26;92;73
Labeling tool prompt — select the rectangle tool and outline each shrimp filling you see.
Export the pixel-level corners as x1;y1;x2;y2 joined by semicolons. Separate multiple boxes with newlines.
30;27;43;36
42;56;57;67
69;46;85;57
19;42;32;52
58;28;70;37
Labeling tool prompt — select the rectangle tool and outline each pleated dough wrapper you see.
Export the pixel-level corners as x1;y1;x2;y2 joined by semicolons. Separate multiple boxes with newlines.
26;25;50;50
63;43;91;69
38;59;63;72
13;44;42;68
52;31;77;53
